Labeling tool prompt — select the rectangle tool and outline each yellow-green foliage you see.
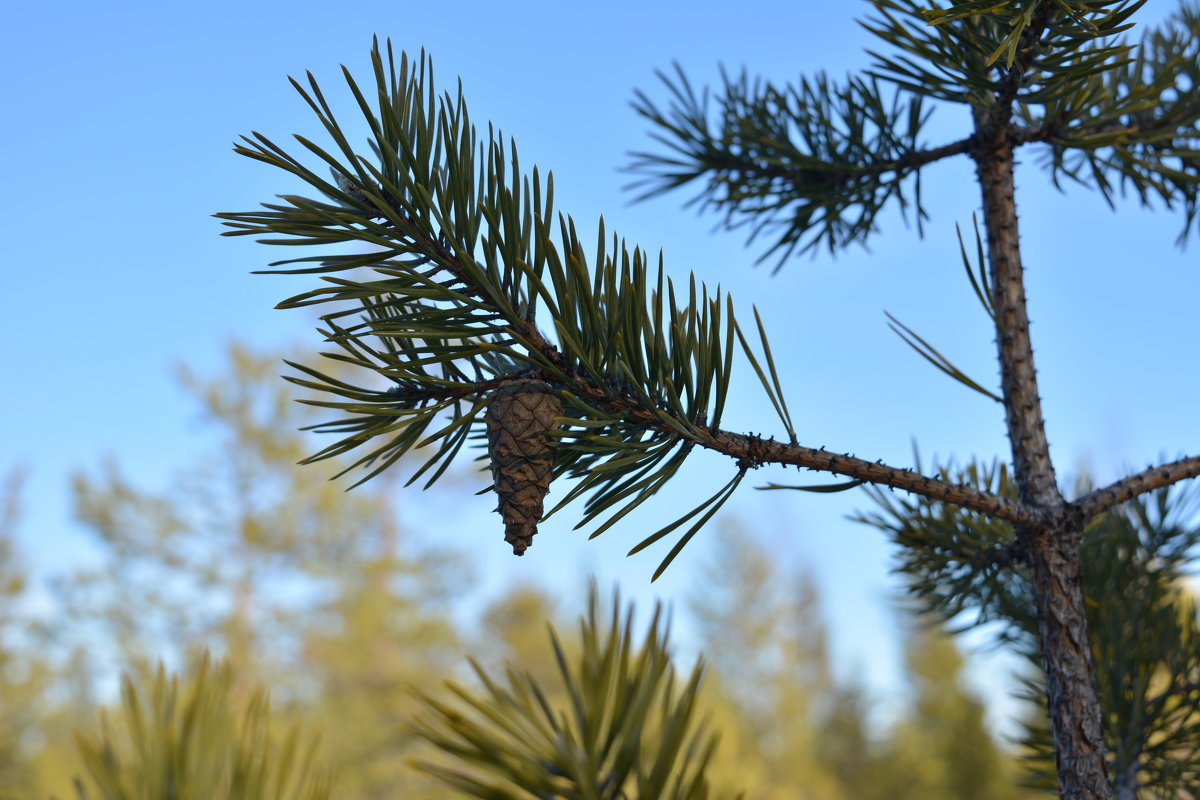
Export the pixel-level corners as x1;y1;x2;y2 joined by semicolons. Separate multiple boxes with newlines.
70;654;330;800
8;344;1039;800
410;584;734;800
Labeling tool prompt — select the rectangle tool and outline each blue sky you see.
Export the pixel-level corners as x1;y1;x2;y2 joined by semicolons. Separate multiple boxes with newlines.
3;1;1197;735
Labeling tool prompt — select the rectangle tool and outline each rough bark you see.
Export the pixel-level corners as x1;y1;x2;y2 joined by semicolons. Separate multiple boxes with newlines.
972;123;1060;510
1027;522;1112;800
971;103;1112;800
1073;455;1200;522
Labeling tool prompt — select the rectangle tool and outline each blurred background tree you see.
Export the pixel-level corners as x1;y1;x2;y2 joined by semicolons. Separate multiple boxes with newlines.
871;622;1021;800
1;342;1040;798
67;653;332;800
41;342;469;799
0;468;49;799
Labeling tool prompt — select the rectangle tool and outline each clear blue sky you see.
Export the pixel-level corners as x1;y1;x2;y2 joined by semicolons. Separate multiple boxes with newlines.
3;1;1196;735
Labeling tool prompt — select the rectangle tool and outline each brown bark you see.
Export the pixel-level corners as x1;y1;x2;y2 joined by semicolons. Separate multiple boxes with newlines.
1074;455;1200;522
1027;522;1112;800
697;430;1038;523
972;122;1060;510
971;99;1112;799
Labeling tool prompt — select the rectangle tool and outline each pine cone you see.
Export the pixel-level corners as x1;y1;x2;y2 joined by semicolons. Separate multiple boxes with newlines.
484;379;563;555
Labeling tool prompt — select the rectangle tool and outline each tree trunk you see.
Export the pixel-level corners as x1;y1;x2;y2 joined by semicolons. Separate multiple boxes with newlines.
971;102;1113;799
1026;524;1112;800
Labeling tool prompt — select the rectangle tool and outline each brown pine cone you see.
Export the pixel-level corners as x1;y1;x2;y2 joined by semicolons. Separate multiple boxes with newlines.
484;379;563;555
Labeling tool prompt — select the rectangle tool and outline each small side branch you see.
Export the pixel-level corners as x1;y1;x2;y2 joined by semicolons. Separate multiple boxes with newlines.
698;429;1037;526
1013;98;1200;150
1073;456;1200;522
706;136;973;186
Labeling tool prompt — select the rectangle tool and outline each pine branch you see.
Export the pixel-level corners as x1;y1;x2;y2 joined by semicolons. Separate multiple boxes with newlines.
220;42;1048;569
1073;456;1200;522
344;202;1035;524
626;66;938;265
1045;100;1200;147
307;180;1036;525
1044;3;1200;244
696;431;1035;524
696;135;973;186
854;457;1035;632
987;0;1061;119
863;0;1142;105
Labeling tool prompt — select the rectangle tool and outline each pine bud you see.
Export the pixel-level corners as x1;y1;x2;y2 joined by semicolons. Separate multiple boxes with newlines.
330;168;369;205
484;379;562;555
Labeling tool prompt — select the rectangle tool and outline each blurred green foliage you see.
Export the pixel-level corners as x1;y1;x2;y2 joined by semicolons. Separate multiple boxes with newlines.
69;654;330;800
411;584;728;800
1;343;1038;799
